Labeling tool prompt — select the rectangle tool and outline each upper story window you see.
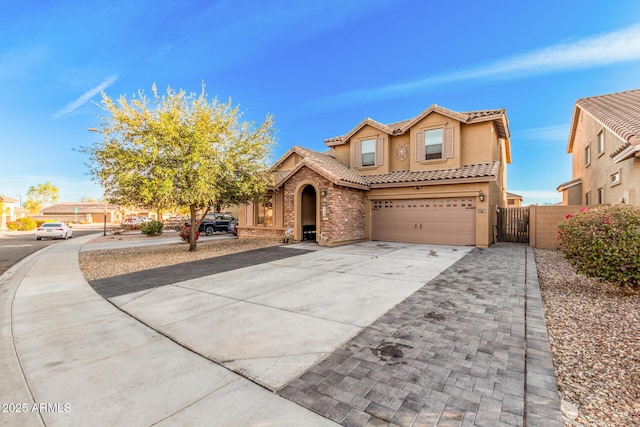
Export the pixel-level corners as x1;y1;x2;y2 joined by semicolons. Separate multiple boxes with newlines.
585;145;591;165
415;126;453;161
597;187;603;204
355;137;383;168
597;130;605;154
361;139;376;167
425;129;443;160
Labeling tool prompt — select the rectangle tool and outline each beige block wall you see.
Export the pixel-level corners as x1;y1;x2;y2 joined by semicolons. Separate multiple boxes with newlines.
529;205;600;250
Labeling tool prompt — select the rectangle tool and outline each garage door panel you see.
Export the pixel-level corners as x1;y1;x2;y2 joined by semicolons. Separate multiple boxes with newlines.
372;198;475;245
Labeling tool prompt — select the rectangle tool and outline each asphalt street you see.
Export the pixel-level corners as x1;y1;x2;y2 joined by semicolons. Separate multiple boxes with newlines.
0;225;105;276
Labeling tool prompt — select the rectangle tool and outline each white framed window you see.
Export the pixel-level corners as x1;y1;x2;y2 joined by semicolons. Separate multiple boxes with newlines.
597;131;605;154
425;129;443;160
585;145;591;165
611;171;621;186
361;138;376;167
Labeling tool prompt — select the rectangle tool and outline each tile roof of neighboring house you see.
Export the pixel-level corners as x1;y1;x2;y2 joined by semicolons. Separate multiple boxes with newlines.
42;202;120;214
325;104;510;146
0;194;18;203
556;177;582;192
271;147;499;190
506;192;523;199
364;162;500;187
568;89;640;157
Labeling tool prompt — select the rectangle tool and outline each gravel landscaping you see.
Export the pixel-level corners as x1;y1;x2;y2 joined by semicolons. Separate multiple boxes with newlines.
535;249;640;426
79;232;281;281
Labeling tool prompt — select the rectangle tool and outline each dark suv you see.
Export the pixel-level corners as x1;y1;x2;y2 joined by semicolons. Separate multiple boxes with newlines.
198;213;235;236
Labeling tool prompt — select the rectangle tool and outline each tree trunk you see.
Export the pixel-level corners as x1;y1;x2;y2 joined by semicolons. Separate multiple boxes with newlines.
189;205;198;251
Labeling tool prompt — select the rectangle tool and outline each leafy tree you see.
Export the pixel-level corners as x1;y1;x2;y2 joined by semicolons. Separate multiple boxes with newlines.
84;83;276;251
80;196;98;202
24;182;59;214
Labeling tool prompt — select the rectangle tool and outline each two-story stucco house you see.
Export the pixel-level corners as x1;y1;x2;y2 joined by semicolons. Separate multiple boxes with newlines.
558;89;640;206
237;104;511;248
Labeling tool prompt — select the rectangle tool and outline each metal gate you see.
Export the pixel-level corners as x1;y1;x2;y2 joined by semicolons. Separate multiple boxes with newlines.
497;207;529;243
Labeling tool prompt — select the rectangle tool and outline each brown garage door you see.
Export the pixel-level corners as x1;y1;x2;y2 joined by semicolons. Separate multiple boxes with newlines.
372;198;476;245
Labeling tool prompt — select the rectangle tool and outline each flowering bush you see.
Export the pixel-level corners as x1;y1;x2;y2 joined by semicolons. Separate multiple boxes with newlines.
558;205;640;287
7;217;37;231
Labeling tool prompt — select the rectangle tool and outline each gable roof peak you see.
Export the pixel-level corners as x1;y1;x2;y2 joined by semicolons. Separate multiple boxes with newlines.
325;104;509;146
568;88;640;153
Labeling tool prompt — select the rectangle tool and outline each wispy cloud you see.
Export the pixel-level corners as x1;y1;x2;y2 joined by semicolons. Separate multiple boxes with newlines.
52;74;118;119
316;23;640;107
514;125;569;145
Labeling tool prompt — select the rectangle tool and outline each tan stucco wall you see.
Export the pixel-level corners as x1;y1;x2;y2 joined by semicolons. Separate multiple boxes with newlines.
389;134;410;172
279;153;302;170
460;122;497;165
340;115;503;176
334;144;350;167
409;112;462;172
349;125;390;175
570;112;640;206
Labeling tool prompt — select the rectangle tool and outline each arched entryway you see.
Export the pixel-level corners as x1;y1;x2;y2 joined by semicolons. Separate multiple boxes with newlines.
300;185;317;241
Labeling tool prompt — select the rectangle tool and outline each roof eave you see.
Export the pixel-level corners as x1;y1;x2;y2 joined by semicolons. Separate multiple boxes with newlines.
612;145;640;164
369;175;497;189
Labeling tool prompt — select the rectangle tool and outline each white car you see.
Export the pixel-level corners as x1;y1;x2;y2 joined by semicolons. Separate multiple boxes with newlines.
35;222;73;240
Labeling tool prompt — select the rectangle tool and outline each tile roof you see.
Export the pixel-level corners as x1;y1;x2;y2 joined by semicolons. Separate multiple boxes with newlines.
272;147;499;190
364;162;500;186
273;146;369;189
325;104;509;146
42;202;120;214
570;89;640;156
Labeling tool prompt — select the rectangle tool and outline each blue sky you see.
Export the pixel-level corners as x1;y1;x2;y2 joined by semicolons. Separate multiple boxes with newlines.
1;1;640;205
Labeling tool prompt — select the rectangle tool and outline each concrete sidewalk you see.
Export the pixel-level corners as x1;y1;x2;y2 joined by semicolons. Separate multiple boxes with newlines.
1;235;563;426
0;234;336;427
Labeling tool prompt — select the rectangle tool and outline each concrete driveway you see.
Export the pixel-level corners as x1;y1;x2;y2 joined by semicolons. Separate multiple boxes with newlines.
108;242;472;391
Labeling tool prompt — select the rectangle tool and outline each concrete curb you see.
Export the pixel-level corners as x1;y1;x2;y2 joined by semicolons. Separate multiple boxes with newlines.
524;247;563;426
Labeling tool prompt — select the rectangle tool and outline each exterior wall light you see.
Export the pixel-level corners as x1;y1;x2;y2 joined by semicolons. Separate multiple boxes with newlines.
479;191;485;202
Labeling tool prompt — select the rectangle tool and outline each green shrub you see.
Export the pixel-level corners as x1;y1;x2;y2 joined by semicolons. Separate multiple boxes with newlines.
558;205;640;287
140;220;163;236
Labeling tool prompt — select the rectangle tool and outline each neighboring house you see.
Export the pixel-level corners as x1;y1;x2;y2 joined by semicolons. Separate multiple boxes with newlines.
40;202;123;224
558;89;640;205
238;104;511;248
507;192;524;207
0;194;18;230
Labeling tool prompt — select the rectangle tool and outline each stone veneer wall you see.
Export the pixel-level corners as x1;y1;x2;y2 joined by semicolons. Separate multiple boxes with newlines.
283;166;366;245
323;184;366;244
238;226;286;240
